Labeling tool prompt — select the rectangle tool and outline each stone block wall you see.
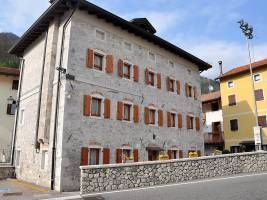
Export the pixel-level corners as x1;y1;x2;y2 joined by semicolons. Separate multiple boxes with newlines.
80;152;267;194
0;166;15;180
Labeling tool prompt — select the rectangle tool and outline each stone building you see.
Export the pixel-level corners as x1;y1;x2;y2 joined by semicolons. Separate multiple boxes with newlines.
9;0;211;191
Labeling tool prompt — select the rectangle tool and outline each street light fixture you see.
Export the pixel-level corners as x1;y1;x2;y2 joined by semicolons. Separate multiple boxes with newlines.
238;19;262;151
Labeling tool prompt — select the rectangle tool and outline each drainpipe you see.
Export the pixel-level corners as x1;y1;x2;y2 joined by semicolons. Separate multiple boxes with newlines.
35;30;49;149
50;0;79;190
10;58;25;166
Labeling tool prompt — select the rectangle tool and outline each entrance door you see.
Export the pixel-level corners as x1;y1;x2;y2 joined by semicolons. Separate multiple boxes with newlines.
89;148;100;165
148;150;159;161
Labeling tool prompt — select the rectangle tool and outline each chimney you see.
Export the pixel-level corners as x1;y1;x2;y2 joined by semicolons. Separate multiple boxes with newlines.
218;61;223;76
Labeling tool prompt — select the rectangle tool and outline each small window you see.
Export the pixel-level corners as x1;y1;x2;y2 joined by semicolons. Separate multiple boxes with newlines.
230;119;238;131
12;80;19;90
228;81;234;88
170;113;176;127
93;53;103;71
188;116;194;129
148;52;155;61
211;102;219;111
124;42;132;51
123;104;131;121
169;79;175;92
15;150;20;167
19;109;24;125
7;100;16;115
253;74;261;82
258;115;267;127
149;109;156;124
95;29;105;40
123;63;131;79
148;71;155;86
255;89;264;101
41;150;48;170
188;85;193;97
91;97;102;117
228;95;236;106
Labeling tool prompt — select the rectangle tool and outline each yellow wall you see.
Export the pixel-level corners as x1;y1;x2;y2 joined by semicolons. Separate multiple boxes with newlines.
0;75;18;152
221;67;267;150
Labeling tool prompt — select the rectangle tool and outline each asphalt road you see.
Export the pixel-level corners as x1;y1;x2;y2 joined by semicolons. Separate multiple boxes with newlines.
80;173;267;200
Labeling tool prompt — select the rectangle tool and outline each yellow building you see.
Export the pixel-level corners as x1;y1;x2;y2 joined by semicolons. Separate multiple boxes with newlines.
220;59;267;152
0;67;19;162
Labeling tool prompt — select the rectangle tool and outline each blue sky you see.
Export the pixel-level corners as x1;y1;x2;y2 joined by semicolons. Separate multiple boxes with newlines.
0;0;266;78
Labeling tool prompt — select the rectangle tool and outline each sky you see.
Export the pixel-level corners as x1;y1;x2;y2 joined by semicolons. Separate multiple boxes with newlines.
0;0;266;79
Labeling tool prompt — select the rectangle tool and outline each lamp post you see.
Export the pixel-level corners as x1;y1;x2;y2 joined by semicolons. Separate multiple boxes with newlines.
238;19;262;151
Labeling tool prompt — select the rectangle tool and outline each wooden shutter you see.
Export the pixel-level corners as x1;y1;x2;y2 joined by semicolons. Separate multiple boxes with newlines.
195;117;200;131
116;149;123;163
80;147;89;166
179;150;183;159
186;115;190;129
133;105;139;123
157;73;161;89
258;116;267;127
103;148;110;164
178;113;183;128
106;55;113;73
133;65;139;82
197;150;201;157
193;86;197;100
104;98;111;119
228;95;236;106
83;95;91;116
117;101;123;120
145;69;149;84
86;49;94;68
255;89;264;101
166;77;170;91
144;107;149;125
133;149;139;162
185;83;189;97
167;112;171;127
158;110;163;127
176;80;180;95
167;150;172;159
118;59;123;77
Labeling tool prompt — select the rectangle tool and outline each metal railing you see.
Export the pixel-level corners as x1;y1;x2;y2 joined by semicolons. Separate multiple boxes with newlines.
0;149;11;163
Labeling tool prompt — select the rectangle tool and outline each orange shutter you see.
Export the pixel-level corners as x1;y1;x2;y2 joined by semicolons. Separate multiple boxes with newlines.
145;69;149;84
117;101;123;120
103;148;110;164
186;115;190;129
144;107;149;125
197;150;201;157
178;113;182;128
167;150;172;159
83;95;91;116
133;105;139;123
185;83;189;97
86;49;94;68
116;149;123;163
80;147;89;166
167;112;171;127
133;65;139;82
166;77;170;91
176;80;180;95
195;117;200;131
179;150;183;159
193;86;197;100
106;55;113;73
158;110;163;127
104;98;111;119
133;149;139;162
157;73;161;89
118;59;123;77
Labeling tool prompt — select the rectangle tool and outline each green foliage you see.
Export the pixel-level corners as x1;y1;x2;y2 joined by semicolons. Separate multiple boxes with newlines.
222;149;231;154
200;76;220;94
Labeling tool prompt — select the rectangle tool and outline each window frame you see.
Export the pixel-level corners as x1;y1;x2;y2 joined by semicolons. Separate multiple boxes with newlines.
258;115;267;127
169;78;175;93
188;85;193;97
90;96;103;118
95;28;106;41
148;108;156;125
227;81;234;88
170;112;176;127
228;94;237;106
123;103;133;122
148;71;155;86
254;89;264;102
122;62;132;80
230;119;239;131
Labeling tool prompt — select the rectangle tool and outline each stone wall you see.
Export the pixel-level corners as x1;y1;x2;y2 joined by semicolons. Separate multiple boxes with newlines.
80;152;267;194
0;166;15;180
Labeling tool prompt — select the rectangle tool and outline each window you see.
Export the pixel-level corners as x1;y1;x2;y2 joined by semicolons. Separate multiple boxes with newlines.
258;115;267;127
7;100;16;115
124;42;132;51
211;102;219;111
15;150;20;167
169;79;175;92
91;97;102;117
170;113;176;127
12;80;19;90
123;104;131;121
228;81;234;88
19;109;24;125
188;85;192;97
123;63;131;79
253;74;261;82
230;119;238;131
149;109;156;124
122;149;132;163
255;89;264;101
41;150;48;170
148;52;155;61
228;95;236;106
95;29;105;40
89;148;100;165
148;71;155;86
93;53;103;71
187;116;194;129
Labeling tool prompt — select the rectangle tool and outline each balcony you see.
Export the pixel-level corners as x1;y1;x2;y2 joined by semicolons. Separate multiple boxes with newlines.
204;132;224;145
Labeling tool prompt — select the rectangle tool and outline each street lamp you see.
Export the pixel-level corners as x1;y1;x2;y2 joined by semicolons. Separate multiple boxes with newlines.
238;19;262;151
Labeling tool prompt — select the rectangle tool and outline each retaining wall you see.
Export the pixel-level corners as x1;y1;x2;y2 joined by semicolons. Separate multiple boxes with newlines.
80;152;267;194
0;165;15;180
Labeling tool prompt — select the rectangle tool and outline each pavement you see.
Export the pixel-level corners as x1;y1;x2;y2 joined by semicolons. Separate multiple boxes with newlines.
1;172;267;200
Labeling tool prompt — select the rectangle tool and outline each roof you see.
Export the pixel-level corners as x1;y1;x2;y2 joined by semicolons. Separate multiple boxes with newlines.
9;0;211;72
130;18;157;34
220;58;267;80
200;91;221;103
0;67;20;76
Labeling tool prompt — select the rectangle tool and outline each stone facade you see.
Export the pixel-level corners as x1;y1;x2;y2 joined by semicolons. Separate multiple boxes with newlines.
0;166;15;180
80;152;267;194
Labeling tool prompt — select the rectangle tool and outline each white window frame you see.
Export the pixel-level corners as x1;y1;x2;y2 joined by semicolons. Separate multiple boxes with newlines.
90;94;104;119
93;49;106;73
121;147;133;163
148;51;156;62
168;77;176;93
88;146;103;165
95;28;106;41
170;111;177;128
227;81;234;88
148;106;158;126
19;108;25;126
230;118;239;132
147;69;157;88
122;101;134;122
253;73;261;83
122;60;133;81
124;41;132;51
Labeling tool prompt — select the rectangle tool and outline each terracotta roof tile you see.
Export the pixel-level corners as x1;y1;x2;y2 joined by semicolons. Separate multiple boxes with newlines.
220;58;267;79
200;91;221;102
0;67;20;76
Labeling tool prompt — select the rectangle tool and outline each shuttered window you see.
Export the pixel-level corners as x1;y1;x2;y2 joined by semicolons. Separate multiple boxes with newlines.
157;73;161;89
80;147;89;166
104;99;110;119
258;115;267;127
255;89;264;101
230;119;238;131
170;113;176;127
176;80;180;95
178;113;183;128
93;53;103;71
149;109;156;124
103;148;110;164
158;110;163;127
106;55;113;73
187;115;194;129
123;62;131;79
133;65;139;82
228;95;236;106
91;97;102;117
123;104;131;121
195;117;200;131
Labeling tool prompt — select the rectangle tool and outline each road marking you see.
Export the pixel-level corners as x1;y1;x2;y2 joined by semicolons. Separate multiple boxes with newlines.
8;179;49;193
43;172;267;200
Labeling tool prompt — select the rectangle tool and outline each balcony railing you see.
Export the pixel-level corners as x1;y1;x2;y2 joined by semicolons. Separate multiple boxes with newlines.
204;132;224;144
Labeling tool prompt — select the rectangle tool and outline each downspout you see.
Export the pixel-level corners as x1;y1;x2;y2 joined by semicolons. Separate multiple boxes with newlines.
50;0;79;190
11;58;25;166
35;30;49;149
